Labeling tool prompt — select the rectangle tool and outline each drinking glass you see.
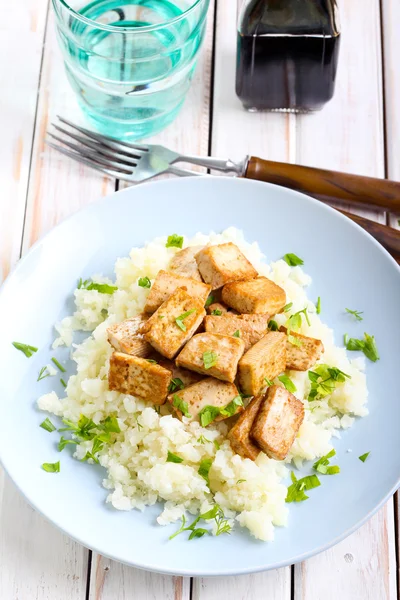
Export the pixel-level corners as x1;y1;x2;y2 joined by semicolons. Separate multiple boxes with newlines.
53;0;210;139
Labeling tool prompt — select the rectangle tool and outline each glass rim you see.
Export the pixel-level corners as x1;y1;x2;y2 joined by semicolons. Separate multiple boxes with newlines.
53;0;206;33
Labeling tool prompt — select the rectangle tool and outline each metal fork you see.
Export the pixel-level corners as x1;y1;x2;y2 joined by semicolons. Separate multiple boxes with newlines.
46;116;244;183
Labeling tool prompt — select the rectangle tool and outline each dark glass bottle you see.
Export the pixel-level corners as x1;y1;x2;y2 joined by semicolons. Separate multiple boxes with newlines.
236;0;341;112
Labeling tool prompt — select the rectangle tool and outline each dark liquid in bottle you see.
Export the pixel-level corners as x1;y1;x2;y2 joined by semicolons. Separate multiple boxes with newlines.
236;0;340;112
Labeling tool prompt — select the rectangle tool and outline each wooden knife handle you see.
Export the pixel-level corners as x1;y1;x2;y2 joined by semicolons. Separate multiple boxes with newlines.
336;210;400;264
246;156;400;212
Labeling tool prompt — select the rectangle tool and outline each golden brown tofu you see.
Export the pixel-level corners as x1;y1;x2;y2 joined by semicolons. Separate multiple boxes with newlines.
206;302;229;315
107;315;152;358
222;277;286;315
280;326;324;371
251;385;304;460
142;288;206;360
196;243;258;289
238;332;286;396
204;313;270;351
108;352;172;405
227;396;263;461
156;357;203;389
168;377;241;422
169;246;204;281
144;270;211;314
176;332;245;383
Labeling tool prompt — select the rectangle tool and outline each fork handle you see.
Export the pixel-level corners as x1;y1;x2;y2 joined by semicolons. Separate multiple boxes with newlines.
245;156;400;212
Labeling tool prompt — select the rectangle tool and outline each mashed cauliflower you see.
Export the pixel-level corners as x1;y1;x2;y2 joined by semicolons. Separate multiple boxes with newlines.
38;228;368;541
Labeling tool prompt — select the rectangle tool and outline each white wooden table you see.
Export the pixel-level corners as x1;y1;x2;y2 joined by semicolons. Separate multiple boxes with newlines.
1;0;399;597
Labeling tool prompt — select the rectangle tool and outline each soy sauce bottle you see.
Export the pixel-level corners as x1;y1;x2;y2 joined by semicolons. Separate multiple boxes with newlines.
236;0;341;112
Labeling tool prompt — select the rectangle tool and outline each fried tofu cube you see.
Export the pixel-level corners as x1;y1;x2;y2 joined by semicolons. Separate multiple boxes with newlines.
196;243;258;289
280;326;324;371
155;357;203;389
227;396;263;461
176;332;245;383
168;377;241;422
142;288;206;359
222;277;286;315
107;315;152;358
108;353;171;405
144;270;211;314
169;246;204;281
204;313;270;352
251;385;304;460
206;302;229;316
238;332;286;396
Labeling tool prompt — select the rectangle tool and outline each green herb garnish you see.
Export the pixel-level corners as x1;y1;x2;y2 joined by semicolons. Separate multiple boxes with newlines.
58;436;78;452
237;479;246;484
211;309;222;316
233;330;241;338
345;332;379;362
313;449;340;475
42;461;60;473
283;253;304;267
59;415;97;440
173;395;191;419
278;375;297;393
40;418;56;433
307;364;351;402
286;472;320;502
286;307;310;331
79;280;118;294
203;350;218;370
175;309;196;332
101;415;120;434
283;302;293;313
264;378;273;386
138;277;151;289
146;359;158;364
359;452;370;463
51;357;66;373
12;342;38;358
37;366;51;381
197;435;211;444
166;234;184;249
345;308;363;321
205;294;214;307
268;319;279;331
288;334;302;347
220;396;243;417
167;451;184;463
60;378;67;388
316;297;321;314
198;405;221;427
198;458;213;484
168;378;185;393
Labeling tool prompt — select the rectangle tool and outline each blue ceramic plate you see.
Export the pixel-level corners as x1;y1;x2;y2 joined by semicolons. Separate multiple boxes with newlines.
0;177;399;576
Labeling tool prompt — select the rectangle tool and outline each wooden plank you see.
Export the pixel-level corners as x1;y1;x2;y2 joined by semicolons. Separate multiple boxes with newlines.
192;571;291;600
89;555;190;600
88;2;215;597
0;0;48;279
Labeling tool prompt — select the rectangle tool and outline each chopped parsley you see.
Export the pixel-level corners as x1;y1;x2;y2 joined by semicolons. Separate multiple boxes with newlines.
199;405;222;427
78;279;118;294
283;302;293;313
313;449;340;475
175;309;196;332
138;277;151;288
233;330;241;338
12;342;38;358
205;294;214;307
264;378;274;386
345;332;379;362
58;436;77;452
37;366;51;381
316;297;321;314
40;418;56;433
283;253;304;267
42;461;60;473
286;472;320;502
308;364;351;402
203;350;218;370
345;308;363;321
197;435;211;444
211;309;222;316
286;307;310;331
359;452;370;463
219;396;243;417
169;504;231;541
60;378;67;388
51;357;66;373
288;333;302;347
268;319;279;331
198;458;213;484
167;451;184;463
166;234;184;249
278;374;297;393
236;479;246;484
173;395;191;418
146;359;158;364
168;378;185;393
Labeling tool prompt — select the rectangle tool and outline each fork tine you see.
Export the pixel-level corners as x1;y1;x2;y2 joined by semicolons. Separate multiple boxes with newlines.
45;141;133;181
50;126;139;167
47;133;134;174
56;116;150;153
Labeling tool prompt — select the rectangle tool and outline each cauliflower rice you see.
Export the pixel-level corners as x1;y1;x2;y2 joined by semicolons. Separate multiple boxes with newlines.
38;228;368;541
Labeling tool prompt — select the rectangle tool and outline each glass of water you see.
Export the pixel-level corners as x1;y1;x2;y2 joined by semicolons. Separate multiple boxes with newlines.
53;0;210;139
